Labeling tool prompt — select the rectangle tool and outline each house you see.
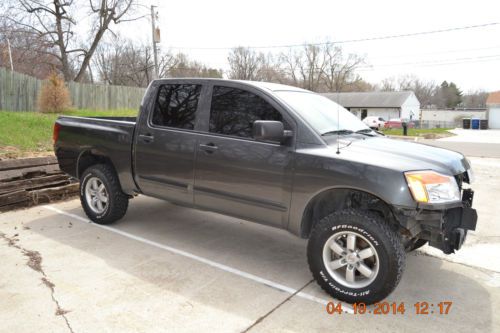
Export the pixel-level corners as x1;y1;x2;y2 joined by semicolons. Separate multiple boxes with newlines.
322;91;420;121
486;91;500;129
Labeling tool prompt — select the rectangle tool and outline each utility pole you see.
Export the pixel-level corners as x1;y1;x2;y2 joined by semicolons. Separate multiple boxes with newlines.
6;38;14;71
150;5;159;79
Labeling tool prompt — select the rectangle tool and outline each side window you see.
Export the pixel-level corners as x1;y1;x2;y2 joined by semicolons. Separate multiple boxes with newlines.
209;86;283;138
151;84;202;130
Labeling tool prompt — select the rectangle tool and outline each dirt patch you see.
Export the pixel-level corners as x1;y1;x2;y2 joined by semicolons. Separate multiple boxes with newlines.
23;249;43;273
0;149;54;161
422;133;454;139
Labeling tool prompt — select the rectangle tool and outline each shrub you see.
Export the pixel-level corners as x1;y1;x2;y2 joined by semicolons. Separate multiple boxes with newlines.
37;72;71;113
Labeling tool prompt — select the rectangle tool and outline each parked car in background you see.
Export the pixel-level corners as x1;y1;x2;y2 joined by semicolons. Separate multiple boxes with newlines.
384;118;415;129
362;116;386;129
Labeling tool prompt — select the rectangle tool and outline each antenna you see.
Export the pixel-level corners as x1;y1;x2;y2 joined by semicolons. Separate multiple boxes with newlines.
336;87;341;154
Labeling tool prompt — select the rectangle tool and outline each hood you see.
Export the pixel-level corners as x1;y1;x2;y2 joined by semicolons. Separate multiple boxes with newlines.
324;136;469;176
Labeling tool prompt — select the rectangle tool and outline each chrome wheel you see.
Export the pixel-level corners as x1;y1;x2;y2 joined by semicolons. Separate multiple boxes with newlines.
84;177;109;214
322;231;379;289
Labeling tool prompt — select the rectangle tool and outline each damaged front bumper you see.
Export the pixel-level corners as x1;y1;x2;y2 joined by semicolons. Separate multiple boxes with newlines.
397;189;478;254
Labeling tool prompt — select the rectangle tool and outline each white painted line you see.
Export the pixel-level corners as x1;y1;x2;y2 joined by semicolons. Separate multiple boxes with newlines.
43;205;354;313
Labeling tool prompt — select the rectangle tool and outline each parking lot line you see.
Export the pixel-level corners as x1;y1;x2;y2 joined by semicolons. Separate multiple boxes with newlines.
43;204;354;314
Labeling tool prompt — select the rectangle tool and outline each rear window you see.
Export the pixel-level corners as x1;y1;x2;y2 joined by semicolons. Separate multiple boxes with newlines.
151;84;202;130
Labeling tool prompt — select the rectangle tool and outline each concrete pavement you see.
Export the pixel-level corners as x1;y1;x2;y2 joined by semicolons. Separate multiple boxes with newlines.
1;157;499;332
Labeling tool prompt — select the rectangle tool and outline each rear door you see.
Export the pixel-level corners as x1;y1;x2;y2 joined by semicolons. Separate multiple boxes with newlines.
134;82;207;205
193;84;296;227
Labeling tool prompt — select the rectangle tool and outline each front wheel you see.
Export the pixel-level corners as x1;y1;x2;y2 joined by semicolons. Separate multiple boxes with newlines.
307;209;405;304
80;164;129;224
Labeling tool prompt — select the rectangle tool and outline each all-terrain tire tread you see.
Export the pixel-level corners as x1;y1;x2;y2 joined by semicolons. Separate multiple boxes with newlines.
80;163;129;225
307;209;405;304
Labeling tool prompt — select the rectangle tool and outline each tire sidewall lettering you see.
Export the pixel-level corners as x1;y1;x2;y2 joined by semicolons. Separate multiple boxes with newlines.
319;223;382;297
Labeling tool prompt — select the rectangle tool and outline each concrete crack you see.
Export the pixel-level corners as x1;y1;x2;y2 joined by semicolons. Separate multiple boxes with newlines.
0;232;75;333
241;279;314;333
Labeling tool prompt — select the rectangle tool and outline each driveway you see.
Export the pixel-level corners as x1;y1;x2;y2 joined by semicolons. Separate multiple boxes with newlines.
0;157;499;333
439;129;500;144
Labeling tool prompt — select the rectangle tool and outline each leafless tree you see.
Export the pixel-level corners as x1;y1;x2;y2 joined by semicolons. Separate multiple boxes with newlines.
379;77;396;91
166;53;223;78
227;47;263;80
290;44;326;91
378;74;438;108
2;0;138;81
462;90;488;108
0;23;58;78
94;36;154;86
321;43;365;92
412;79;437;108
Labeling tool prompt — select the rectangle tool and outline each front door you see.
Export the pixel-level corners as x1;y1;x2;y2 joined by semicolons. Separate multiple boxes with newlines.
134;83;204;206
194;85;295;227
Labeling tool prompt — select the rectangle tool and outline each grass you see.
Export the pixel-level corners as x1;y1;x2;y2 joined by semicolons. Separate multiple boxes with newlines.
0;109;138;158
380;127;454;138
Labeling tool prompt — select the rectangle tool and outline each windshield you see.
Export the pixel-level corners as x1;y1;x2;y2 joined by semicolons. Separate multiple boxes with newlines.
275;91;369;135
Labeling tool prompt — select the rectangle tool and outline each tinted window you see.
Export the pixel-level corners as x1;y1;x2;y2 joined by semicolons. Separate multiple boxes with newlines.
152;84;201;129
209;86;283;138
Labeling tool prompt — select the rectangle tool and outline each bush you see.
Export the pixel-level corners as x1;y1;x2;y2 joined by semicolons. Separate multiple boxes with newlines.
37;72;71;113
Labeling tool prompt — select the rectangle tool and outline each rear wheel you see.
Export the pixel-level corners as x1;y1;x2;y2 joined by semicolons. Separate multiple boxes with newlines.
80;164;129;224
307;209;405;304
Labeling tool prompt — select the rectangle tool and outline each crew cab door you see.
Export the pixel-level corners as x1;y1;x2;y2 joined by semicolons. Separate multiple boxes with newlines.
193;84;295;227
134;82;207;205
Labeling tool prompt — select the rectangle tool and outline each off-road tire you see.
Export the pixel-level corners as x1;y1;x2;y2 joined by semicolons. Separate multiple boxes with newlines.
307;209;405;304
80;164;129;224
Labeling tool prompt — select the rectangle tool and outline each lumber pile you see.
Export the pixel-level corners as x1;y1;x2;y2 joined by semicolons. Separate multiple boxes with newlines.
0;156;78;212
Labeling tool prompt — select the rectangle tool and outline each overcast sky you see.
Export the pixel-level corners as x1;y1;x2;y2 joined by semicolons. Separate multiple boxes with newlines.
121;0;500;92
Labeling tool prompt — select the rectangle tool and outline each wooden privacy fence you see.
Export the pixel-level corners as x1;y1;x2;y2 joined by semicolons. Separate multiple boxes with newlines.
0;67;146;111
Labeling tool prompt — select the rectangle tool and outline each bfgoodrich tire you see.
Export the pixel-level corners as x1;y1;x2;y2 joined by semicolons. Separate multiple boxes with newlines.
307;209;405;304
80;164;129;225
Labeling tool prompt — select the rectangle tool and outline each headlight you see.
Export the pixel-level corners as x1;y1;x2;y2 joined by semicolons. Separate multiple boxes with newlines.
404;171;460;204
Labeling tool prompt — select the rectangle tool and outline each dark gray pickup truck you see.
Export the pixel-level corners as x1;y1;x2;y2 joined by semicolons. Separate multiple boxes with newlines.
54;79;477;304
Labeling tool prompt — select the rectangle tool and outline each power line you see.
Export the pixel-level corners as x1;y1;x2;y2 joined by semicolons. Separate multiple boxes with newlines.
369;45;500;60
360;54;500;70
166;22;500;50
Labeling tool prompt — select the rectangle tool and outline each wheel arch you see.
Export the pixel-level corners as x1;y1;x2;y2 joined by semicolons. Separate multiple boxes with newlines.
299;187;399;238
77;150;118;181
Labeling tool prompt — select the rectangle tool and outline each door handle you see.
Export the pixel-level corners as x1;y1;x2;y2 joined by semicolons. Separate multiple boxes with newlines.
199;143;218;153
139;134;154;143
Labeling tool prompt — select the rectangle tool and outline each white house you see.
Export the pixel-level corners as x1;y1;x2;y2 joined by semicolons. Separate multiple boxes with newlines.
487;91;500;129
323;91;420;121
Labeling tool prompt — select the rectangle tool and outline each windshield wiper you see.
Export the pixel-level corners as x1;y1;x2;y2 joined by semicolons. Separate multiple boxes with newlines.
321;129;354;136
355;129;377;136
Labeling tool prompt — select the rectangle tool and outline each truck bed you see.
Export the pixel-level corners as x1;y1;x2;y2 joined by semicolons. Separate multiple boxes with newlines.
54;116;138;194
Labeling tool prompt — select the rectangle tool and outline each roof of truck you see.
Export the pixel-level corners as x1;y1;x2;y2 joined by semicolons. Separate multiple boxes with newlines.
154;78;309;93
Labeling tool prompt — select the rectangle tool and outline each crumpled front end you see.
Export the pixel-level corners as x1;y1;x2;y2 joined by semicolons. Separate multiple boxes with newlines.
395;171;478;254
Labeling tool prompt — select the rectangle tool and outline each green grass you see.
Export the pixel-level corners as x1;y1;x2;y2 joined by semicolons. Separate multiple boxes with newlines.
0;109;138;157
380;127;454;137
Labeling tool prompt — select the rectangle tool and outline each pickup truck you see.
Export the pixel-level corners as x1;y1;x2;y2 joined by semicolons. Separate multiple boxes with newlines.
54;79;477;304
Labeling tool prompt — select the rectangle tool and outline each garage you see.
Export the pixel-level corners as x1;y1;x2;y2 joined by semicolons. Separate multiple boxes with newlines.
322;91;421;121
487;91;500;129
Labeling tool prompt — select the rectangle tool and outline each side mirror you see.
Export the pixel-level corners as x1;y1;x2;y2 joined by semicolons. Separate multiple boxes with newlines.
253;120;291;143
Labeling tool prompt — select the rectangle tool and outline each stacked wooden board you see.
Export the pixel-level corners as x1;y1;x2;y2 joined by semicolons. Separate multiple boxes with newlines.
0;156;78;212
